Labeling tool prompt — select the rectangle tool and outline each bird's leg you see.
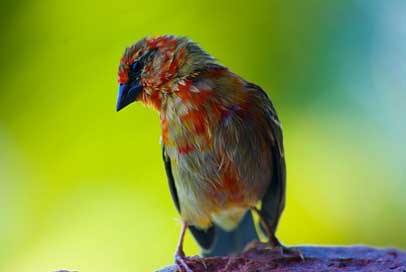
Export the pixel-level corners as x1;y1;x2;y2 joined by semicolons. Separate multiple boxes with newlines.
174;222;207;271
174;222;193;272
252;207;304;260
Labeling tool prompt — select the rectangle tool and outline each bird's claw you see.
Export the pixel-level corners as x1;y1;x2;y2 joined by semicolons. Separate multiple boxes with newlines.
273;246;305;261
174;251;193;272
175;254;208;272
191;255;207;270
175;256;193;272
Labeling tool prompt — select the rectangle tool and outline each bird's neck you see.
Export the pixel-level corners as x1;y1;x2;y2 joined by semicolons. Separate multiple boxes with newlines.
156;67;248;155
159;89;218;155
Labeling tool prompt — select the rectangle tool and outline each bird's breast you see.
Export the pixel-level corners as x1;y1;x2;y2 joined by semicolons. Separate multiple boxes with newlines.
162;99;273;229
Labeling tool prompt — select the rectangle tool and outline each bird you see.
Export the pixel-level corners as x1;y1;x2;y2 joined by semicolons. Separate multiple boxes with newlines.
116;35;300;271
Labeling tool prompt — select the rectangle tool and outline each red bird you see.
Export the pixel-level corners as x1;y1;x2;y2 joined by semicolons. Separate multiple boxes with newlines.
116;35;301;271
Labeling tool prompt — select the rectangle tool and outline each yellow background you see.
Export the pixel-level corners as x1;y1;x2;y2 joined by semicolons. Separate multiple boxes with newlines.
1;0;405;271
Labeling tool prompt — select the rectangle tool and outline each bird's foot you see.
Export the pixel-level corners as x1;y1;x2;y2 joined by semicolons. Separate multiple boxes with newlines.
174;250;195;272
187;255;207;271
271;245;305;261
174;253;208;272
244;241;304;261
190;255;207;270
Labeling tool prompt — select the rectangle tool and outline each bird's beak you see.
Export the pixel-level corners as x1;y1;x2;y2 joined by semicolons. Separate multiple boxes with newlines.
116;82;143;112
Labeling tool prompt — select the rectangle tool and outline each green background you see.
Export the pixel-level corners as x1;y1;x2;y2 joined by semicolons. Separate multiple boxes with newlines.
1;0;405;271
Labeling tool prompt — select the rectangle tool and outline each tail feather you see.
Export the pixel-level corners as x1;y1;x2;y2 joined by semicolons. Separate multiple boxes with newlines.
202;211;258;257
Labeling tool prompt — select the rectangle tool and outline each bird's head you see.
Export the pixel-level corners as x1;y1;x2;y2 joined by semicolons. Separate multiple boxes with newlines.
116;35;215;111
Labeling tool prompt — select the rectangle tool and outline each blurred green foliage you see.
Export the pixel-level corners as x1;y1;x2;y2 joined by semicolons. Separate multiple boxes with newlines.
0;0;405;271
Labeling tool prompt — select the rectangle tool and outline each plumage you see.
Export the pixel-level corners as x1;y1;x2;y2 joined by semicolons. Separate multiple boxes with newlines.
116;35;297;265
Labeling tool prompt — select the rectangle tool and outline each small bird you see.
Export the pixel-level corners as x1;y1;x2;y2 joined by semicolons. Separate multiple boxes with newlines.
116;35;299;271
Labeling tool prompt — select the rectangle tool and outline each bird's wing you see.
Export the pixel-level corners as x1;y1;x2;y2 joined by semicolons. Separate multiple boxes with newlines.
247;82;286;234
162;145;215;250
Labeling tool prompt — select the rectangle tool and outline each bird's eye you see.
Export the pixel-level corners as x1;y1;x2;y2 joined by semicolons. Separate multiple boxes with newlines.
131;61;140;71
128;60;142;82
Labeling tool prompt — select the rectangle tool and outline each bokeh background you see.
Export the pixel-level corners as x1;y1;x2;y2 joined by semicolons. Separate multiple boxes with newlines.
1;0;405;271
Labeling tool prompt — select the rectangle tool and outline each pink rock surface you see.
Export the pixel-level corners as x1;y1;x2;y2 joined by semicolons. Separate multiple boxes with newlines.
156;244;406;272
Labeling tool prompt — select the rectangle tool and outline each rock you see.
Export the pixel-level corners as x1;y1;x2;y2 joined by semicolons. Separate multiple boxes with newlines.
155;243;406;271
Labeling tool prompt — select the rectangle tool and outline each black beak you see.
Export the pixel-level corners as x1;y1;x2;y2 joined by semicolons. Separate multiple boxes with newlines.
116;82;143;112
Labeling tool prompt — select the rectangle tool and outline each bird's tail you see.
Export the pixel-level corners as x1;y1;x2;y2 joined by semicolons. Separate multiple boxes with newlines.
202;211;258;257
